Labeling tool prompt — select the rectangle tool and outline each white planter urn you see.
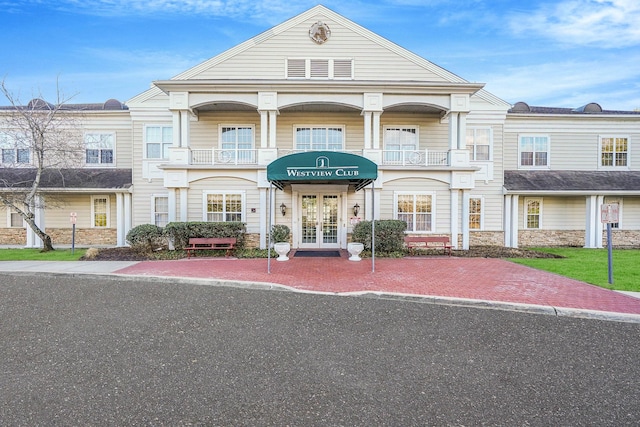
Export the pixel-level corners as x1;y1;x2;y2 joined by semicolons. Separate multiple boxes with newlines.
274;242;291;261
347;242;364;261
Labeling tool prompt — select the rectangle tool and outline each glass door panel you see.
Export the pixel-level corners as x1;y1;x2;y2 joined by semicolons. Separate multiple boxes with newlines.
322;195;338;244
301;195;317;245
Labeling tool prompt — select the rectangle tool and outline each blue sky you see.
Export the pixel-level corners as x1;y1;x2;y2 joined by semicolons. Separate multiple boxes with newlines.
2;0;639;110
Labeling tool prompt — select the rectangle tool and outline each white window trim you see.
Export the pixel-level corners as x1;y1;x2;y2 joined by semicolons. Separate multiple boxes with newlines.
7;210;26;228
293;125;346;151
151;194;170;227
202;191;246;222
0;132;31;166
469;196;484;231
91;195;110;228
598;135;630;170
518;135;550;169
143;124;173;160
393;191;436;233
84;132;116;167
467;127;493;161
524;197;543;229
603;197;623;229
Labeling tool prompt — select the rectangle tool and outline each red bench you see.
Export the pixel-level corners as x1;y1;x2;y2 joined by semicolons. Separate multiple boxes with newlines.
184;237;237;258
404;236;452;256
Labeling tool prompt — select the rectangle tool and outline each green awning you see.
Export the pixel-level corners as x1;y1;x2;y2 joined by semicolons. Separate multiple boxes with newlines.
267;151;378;191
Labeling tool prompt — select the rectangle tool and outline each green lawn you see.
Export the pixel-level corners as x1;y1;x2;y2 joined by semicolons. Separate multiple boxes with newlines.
510;248;640;292
0;248;86;261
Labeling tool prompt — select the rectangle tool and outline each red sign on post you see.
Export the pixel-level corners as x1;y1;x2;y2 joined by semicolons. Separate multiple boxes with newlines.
601;204;619;224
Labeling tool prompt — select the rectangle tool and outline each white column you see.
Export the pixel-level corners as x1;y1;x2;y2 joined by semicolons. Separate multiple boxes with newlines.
596;195;604;248
585;195;597;248
116;193;125;246
124;193;132;241
363;111;372;149
34;195;45;248
450;189;459;249
372;112;381;149
180;111;190;148
504;195;512;247
457;112;467;149
510;195;519;248
260;111;268;148
461;190;470;250
268;110;277;148
172;111;181;147
259;188;267;249
449;113;459;150
373;187;381;220
363;189;372;221
168;189;177;223
180;188;188;222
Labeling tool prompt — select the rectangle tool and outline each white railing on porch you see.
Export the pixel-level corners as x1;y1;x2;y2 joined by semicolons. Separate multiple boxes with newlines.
191;149;258;165
381;150;449;166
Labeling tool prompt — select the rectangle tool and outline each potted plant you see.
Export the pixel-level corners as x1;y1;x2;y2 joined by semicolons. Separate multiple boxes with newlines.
270;224;291;261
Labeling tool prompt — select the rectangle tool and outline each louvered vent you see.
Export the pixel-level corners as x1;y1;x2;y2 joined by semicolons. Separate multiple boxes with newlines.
287;59;306;78
310;59;329;78
333;59;352;78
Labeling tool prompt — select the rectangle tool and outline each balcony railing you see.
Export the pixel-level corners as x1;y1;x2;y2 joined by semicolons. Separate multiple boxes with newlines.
191;149;258;165
381;150;449;166
188;148;450;167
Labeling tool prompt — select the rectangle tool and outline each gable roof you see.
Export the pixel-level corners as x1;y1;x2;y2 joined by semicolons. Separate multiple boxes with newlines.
504;170;640;194
129;5;508;108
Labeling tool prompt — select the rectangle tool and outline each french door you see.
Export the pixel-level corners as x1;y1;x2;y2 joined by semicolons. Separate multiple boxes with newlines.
299;194;340;248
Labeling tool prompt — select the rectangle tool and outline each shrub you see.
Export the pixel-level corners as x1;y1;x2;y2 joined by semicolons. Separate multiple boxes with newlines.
352;220;407;253
163;221;246;249
270;224;290;243
126;224;166;253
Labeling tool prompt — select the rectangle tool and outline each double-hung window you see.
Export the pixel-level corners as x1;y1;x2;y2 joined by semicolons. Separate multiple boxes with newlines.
220;126;254;163
85;133;114;165
153;196;169;227
9;210;24;228
92;196;109;228
469;197;483;230
395;192;433;232
384;127;419;164
519;136;549;168
145;125;172;159
204;192;244;222
0;133;30;165
295;126;343;151
600;136;628;168
467;128;491;161
525;198;542;229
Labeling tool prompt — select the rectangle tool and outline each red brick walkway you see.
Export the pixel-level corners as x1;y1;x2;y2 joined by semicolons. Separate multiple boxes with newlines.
115;254;640;315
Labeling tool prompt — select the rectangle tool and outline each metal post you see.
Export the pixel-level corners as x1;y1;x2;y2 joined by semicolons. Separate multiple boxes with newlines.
268;183;272;273
72;223;76;255
371;181;375;273
607;223;613;284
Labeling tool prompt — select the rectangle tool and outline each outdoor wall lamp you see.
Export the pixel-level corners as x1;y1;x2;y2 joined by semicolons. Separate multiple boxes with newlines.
280;203;287;216
353;203;360;217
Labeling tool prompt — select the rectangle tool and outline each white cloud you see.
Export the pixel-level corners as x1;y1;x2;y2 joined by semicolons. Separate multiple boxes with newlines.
479;53;640;110
509;0;640;48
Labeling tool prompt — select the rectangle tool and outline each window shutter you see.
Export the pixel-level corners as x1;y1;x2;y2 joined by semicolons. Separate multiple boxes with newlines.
287;59;306;78
334;59;353;78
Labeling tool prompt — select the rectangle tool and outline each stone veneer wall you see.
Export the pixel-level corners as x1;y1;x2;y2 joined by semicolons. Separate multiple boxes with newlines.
244;233;260;249
603;230;640;247
468;232;505;247
0;228;27;245
518;230;584;247
47;228;117;246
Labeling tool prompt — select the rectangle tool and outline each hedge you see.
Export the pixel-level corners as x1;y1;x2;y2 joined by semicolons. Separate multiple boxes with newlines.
351;220;407;253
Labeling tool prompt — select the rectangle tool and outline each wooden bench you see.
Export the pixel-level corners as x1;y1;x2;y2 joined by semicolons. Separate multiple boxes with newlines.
404;236;452;256
184;237;237;258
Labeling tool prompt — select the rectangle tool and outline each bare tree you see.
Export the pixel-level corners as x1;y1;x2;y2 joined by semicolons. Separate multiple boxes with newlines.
0;79;84;251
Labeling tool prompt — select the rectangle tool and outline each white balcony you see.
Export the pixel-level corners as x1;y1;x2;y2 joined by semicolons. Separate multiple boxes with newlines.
191;149;258;165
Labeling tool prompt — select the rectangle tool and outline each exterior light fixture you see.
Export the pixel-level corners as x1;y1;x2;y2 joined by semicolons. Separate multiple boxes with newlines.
280;203;287;216
353;203;360;217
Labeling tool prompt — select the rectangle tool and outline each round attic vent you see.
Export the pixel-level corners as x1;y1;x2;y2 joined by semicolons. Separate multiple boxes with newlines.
574;102;602;113
27;98;54;110
103;99;124;110
511;101;530;112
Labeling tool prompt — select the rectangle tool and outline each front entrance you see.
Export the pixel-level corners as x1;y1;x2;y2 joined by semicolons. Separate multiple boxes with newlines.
299;194;340;249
